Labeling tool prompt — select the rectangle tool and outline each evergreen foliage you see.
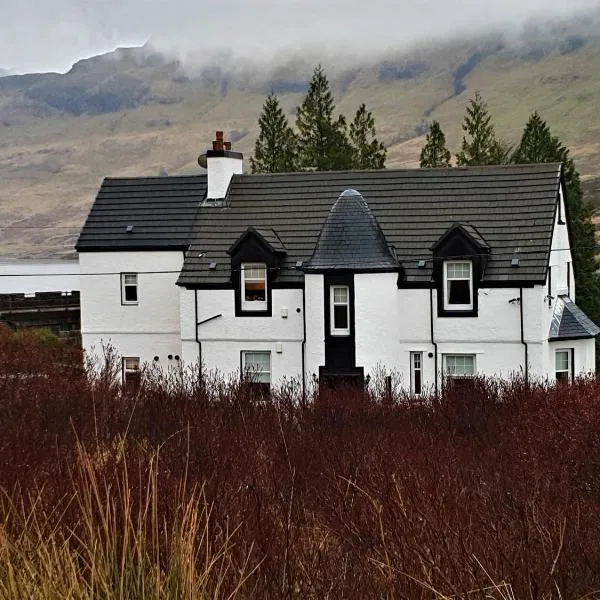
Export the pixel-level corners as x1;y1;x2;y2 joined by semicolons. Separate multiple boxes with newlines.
250;94;297;173
419;121;451;168
514;111;600;363
349;104;386;169
456;92;502;166
296;65;353;171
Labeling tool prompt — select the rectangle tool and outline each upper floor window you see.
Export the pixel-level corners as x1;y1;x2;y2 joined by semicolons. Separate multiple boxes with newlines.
121;273;138;305
444;261;472;311
241;263;267;311
555;349;572;383
330;285;350;336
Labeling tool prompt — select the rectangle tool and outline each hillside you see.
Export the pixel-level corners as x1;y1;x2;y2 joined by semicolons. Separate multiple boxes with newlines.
2;17;600;257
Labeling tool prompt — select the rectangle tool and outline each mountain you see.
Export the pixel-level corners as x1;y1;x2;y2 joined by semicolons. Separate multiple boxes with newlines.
2;14;600;257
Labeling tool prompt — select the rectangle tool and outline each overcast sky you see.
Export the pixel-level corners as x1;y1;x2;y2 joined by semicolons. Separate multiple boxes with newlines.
2;0;599;73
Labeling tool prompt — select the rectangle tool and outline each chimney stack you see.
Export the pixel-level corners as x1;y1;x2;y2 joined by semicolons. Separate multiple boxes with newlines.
203;130;243;200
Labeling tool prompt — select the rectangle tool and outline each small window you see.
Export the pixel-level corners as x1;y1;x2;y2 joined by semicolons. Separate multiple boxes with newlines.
241;263;268;311
330;285;350;336
122;357;140;392
121;273;138;304
410;352;423;395
444;261;472;310
444;354;475;378
555;349;572;383
242;351;271;395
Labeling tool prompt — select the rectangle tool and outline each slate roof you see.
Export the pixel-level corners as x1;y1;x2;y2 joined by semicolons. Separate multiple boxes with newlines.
76;175;207;251
228;227;287;255
178;163;562;287
305;189;398;272
549;296;600;340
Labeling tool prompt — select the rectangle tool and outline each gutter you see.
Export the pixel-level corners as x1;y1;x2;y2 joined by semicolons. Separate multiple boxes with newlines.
195;289;202;376
520;287;529;383
302;284;307;400
429;287;438;396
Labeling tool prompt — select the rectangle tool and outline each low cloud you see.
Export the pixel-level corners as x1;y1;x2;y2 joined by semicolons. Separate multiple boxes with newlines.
1;0;599;73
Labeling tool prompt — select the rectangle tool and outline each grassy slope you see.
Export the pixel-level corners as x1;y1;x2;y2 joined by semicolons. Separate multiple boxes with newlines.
1;42;600;256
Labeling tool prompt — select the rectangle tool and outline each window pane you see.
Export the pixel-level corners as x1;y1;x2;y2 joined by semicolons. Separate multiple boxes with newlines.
556;371;569;382
447;262;471;279
334;287;348;303
124;358;139;371
333;305;349;330
413;353;421;369
244;352;270;372
448;280;471;305
445;355;474;376
555;351;569;371
124;285;138;302
124;274;137;285
414;370;422;395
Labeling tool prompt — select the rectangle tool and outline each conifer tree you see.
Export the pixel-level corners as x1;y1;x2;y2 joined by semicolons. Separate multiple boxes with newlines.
514;111;600;363
250;93;297;173
419;120;451;168
296;65;352;171
456;92;502;166
349;103;386;169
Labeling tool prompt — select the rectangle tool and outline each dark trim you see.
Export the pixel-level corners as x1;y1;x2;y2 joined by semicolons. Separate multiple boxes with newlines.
318;366;365;389
397;279;541;290
397;280;434;289
302;284;307;399
197;313;222;326
76;244;189;252
567;262;571;297
429;288;438;396
520;287;529;383
178;281;305;290
549;334;598;341
120;271;138;306
206;149;243;160
323;274;356;371
304;267;400;275
571;347;575;380
548;266;553;307
194;289;202;372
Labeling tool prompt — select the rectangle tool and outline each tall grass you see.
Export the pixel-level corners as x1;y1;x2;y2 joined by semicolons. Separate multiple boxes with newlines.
0;326;600;599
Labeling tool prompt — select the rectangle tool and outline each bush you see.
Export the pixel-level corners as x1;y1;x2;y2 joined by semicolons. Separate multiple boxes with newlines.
0;327;599;598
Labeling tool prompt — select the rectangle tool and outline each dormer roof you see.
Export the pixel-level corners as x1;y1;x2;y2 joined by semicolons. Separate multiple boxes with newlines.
431;222;490;253
304;189;398;272
227;227;287;256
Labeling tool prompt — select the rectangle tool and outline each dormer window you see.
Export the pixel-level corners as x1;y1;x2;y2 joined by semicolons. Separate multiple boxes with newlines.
444;261;473;310
241;263;268;311
330;285;350;336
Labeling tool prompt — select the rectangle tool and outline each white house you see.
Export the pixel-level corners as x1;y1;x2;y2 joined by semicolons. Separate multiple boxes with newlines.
76;131;599;392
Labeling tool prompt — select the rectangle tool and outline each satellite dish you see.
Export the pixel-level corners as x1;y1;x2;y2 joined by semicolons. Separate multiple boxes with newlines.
198;153;207;169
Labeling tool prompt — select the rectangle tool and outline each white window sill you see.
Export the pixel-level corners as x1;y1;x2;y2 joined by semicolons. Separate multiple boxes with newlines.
241;301;268;312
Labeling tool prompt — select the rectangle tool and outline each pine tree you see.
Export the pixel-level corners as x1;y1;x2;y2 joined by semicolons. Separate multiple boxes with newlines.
456;92;501;166
250;94;297;173
514;111;600;364
349;104;386;169
296;65;352;171
419;121;451;168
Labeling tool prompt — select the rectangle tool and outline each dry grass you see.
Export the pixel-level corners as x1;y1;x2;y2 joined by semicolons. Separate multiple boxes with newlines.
1;327;600;598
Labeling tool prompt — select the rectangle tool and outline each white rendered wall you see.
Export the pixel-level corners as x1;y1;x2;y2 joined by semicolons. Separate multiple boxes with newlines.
79;251;184;368
548;182;574;299
206;156;243;199
304;274;325;379
0;260;80;294
180;286;304;385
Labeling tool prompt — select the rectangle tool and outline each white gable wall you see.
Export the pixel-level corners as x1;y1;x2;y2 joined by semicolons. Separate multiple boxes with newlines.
80;251;183;370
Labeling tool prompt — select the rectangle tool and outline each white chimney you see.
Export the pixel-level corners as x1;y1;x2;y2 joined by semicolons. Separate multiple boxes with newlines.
204;131;243;200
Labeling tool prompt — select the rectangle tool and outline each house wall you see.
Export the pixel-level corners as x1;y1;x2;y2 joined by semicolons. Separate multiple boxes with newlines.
79;251;183;369
180;286;304;383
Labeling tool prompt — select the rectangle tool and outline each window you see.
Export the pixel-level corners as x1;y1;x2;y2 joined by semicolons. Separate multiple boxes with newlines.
444;354;476;378
122;357;140;392
242;351;271;395
241;263;267;311
121;273;138;304
555;349;572;383
330;285;350;336
410;352;423;395
444;261;473;310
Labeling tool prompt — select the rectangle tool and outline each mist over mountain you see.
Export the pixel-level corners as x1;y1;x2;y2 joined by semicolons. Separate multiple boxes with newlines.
1;6;600;256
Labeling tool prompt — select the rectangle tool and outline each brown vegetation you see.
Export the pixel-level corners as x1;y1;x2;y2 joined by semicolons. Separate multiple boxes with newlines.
1;327;600;598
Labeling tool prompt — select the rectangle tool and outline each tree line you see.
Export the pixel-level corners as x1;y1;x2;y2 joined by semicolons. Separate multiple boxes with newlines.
250;65;386;173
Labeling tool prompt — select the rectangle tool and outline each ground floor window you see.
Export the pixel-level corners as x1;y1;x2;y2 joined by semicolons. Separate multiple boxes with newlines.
122;357;140;392
555;349;573;383
410;352;423;395
443;354;476;378
242;351;271;395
